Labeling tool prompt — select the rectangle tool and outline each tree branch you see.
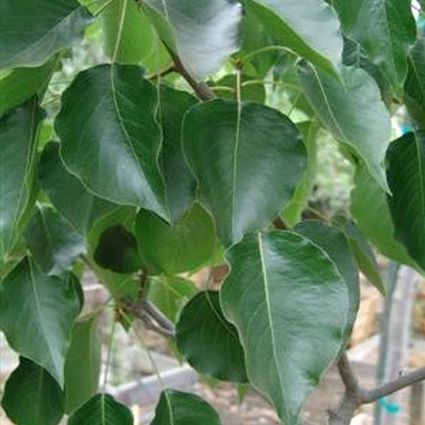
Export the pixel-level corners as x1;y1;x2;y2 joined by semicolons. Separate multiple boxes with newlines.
362;367;425;403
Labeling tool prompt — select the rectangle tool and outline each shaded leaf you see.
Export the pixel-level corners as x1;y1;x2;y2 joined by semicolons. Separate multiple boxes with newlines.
297;61;391;191
39;141;117;235
177;291;248;383
56;64;168;220
64;314;102;413
149;275;197;322
351;163;415;266
144;0;242;78
1;357;64;425
159;86;197;222
151;389;221;425
135;204;215;275
0;0;92;69
333;0;416;90
0;258;81;385
183;99;306;246
24;205;86;276
0;99;44;262
250;0;343;71
214;75;266;103
221;231;348;424
94;225;142;274
68;393;133;425
386;131;425;270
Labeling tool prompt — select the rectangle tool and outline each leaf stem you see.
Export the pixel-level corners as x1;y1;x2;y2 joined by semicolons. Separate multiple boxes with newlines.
93;0;117;17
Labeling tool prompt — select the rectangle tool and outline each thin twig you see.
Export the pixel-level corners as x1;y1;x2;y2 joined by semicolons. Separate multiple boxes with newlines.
147;63;177;80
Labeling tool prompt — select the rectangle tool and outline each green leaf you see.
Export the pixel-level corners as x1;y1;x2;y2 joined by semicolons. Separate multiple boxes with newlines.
0;58;57;117
0;99;45;261
404;37;425;130
94;225;143;274
183;99;306;246
100;0;154;63
24;205;86;276
55;64;168;220
220;231;348;424
143;0;242;78
0;257;81;385
335;217;385;294
249;0;343;72
39;142;117;235
64;314;102;413
149;275;197;322
1;357;65;425
176;291;247;383
159;86;197;222
297;62;391;191
386;131;425;270
351;163;415;266
282;121;318;227
293;220;359;337
0;0;93;69
214;75;266;103
68;393;133;425
333;0;416;90
151;389;221;425
135;204;215;275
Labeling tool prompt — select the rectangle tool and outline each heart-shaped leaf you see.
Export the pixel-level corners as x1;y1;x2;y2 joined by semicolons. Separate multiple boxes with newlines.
135;203;215;275
68;393;133;425
221;231;348;424
176;291;248;383
183;99;306;246
2;357;65;425
151;390;221;425
55;64;168;220
0;257;81;385
297;62;391;191
0;0;92;69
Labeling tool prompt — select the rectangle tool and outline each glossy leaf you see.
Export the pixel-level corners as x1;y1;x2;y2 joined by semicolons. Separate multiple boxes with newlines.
149;276;197;322
183;99;306;246
386;132;425;270
159;86;197;222
294;221;359;337
0;99;44;261
101;0;157;64
64;314;102;413
351;164;414;266
404;37;425;129
56;64;168;220
143;0;242;78
297;61;391;191
1;357;65;425
335;217;385;294
94;225;143;274
68;393;133;425
0;0;92;69
39;142;117;235
177;291;247;383
0;257;81;385
24;205;86;276
333;0;416;90
221;231;348;424
250;0;343;71
0;58;57;117
151;389;221;425
135;204;215;275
